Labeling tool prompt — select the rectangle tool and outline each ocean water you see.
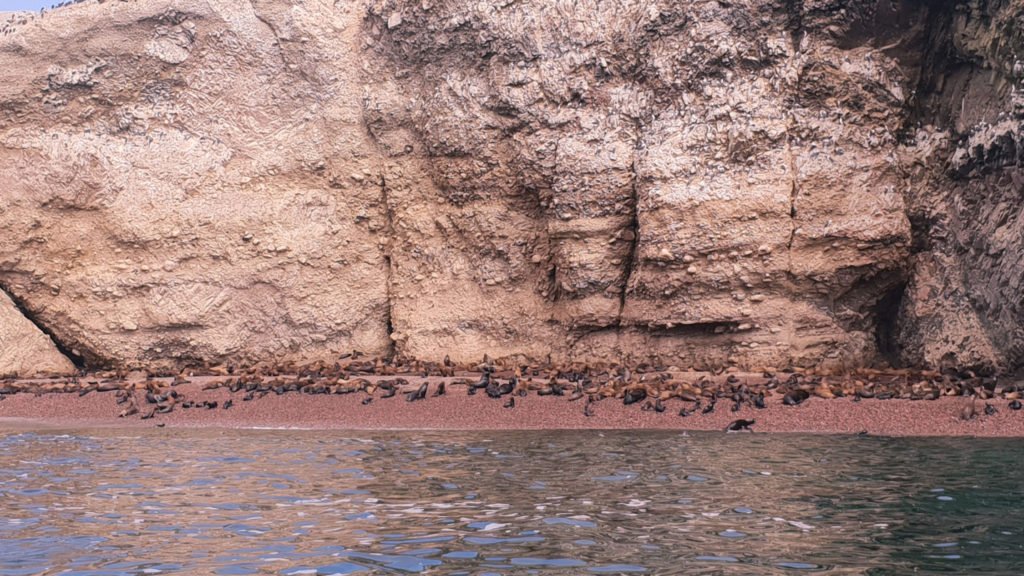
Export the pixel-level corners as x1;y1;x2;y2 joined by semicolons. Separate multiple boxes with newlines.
1;429;1022;575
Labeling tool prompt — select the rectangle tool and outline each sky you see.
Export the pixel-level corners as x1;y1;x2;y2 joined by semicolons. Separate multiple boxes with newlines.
1;0;60;11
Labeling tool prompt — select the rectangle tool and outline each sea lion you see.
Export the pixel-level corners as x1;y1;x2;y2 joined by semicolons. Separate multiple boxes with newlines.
725;419;755;432
223;399;233;410
119;400;138;418
567;385;584;402
406;382;428;402
783;389;810;406
97;381;123;392
486;380;503;398
1010;399;1022;410
984;403;997;416
754;393;766;409
503;396;515;409
361;397;373;405
473;372;490;390
701;398;716;414
432;381;446;397
960;397;977;421
623;387;647;406
538;381;564;396
812;381;835;399
583;397;595;417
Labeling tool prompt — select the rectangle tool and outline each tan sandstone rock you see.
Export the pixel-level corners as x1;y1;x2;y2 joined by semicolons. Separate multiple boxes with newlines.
0;290;75;377
0;0;1021;375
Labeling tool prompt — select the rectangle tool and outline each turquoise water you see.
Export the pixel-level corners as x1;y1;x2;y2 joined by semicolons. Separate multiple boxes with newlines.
1;429;1023;575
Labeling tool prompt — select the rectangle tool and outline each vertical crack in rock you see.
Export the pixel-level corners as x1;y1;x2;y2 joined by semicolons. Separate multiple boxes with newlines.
0;282;84;370
784;32;803;274
784;0;804;52
378;170;397;360
785;128;799;272
617;119;645;326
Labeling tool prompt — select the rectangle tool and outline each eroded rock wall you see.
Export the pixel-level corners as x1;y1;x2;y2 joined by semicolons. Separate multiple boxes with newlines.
363;0;918;370
0;0;1021;375
896;0;1024;374
1;0;391;373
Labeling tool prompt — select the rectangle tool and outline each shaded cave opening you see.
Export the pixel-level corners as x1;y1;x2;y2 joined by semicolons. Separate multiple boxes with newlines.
874;282;907;369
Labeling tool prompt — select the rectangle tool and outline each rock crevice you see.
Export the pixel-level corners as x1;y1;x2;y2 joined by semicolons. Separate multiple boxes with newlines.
0;284;78;376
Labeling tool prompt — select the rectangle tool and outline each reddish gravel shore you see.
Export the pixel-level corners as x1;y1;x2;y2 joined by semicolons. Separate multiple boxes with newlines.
2;377;1023;436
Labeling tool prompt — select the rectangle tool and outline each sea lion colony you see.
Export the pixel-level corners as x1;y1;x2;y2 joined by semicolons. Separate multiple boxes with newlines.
1;354;1021;426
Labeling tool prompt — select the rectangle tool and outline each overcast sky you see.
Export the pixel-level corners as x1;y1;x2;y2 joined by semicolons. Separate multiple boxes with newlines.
2;0;61;11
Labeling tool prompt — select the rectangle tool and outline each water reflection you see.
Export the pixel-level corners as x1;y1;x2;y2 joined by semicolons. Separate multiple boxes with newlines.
0;430;1022;575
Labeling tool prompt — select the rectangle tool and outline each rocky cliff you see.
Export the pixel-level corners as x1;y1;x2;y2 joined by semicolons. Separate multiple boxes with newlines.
0;0;1020;376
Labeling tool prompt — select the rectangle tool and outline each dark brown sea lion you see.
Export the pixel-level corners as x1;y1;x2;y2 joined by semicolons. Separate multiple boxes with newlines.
725;419;755;432
702;398;716;414
753;393;766;409
783;389;810;406
623;387;647;406
406;382;428;402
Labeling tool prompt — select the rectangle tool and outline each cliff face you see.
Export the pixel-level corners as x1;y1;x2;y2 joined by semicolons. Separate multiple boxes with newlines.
0;0;1020;376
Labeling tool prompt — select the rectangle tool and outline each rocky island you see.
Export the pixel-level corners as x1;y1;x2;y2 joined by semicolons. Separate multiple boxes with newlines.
1;0;1022;433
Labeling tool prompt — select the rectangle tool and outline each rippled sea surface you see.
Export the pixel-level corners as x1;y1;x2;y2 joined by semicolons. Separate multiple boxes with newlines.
1;429;1023;576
